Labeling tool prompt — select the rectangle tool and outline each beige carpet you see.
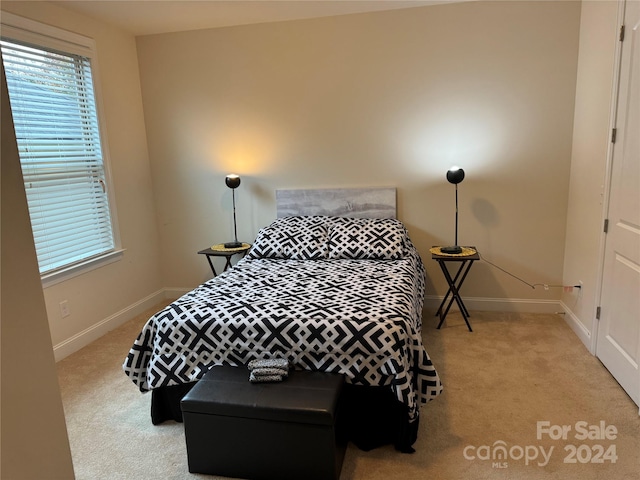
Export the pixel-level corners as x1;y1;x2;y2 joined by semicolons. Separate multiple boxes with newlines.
57;305;640;479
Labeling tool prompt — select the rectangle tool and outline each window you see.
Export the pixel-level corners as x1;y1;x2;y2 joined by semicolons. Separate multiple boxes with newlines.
1;13;121;284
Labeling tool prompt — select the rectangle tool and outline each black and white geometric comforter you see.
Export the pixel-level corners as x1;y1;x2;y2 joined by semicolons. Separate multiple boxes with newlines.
123;228;442;423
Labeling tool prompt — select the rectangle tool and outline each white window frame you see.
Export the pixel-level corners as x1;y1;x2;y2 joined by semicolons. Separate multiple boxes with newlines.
1;12;123;288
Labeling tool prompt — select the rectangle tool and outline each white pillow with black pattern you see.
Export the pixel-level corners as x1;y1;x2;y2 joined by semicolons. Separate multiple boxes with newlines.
248;218;329;260
328;218;406;260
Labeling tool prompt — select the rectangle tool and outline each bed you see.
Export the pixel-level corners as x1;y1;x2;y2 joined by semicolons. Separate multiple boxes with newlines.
123;188;442;452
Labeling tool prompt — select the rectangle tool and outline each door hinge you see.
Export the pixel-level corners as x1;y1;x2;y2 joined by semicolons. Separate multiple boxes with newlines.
620;24;625;42
604;218;609;233
596;306;601;320
611;128;617;143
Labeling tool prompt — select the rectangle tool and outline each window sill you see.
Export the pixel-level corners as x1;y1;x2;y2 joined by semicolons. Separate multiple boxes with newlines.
41;249;125;289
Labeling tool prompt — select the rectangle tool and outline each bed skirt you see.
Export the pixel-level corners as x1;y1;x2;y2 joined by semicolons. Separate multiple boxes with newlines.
150;383;419;453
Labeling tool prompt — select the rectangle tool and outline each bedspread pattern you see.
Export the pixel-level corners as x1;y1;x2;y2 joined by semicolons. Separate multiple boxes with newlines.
123;249;442;422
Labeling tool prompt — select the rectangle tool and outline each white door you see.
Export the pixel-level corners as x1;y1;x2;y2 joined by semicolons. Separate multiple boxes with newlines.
597;0;640;407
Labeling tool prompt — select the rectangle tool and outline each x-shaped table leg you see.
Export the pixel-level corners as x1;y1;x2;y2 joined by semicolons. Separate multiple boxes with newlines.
435;259;475;332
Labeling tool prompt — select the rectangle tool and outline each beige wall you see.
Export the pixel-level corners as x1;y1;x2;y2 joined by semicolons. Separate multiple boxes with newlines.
0;0;585;364
137;1;581;309
1;1;163;358
1;64;75;479
562;1;620;346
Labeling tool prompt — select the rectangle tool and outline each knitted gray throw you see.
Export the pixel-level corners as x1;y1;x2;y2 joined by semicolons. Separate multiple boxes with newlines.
248;359;290;383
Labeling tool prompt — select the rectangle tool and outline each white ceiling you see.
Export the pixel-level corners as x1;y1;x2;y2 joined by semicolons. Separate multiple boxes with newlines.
53;0;456;36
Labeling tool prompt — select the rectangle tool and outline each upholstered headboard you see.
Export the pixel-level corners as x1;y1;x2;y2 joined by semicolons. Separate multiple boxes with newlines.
276;188;396;218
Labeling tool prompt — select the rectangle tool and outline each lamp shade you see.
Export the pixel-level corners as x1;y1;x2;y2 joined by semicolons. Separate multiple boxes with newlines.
225;174;241;189
446;167;465;185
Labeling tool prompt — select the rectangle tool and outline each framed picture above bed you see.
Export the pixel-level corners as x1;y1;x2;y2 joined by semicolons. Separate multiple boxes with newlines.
276;187;396;218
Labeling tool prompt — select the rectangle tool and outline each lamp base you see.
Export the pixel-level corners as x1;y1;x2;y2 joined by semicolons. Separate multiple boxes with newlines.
223;241;243;249
440;245;462;254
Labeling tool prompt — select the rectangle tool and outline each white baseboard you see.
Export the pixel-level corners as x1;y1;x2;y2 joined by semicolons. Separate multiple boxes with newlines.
424;295;562;314
559;300;593;353
163;287;191;299
53;289;170;362
54;292;563;362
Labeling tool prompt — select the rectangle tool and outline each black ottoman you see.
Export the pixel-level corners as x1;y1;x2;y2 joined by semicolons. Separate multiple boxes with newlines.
181;365;346;480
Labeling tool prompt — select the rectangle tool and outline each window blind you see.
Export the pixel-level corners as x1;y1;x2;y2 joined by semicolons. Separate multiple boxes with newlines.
1;39;115;274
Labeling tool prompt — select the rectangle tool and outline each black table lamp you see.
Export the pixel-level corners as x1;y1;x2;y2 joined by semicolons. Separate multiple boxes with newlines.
441;166;465;254
224;174;242;248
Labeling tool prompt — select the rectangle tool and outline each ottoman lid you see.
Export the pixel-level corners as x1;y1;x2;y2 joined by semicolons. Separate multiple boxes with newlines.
181;366;343;426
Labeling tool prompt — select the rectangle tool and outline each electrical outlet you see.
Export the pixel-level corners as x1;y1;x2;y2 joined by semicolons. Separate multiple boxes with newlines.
59;300;70;318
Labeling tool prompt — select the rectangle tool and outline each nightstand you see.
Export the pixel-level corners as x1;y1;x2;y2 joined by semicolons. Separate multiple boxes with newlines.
198;243;251;276
430;246;479;332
